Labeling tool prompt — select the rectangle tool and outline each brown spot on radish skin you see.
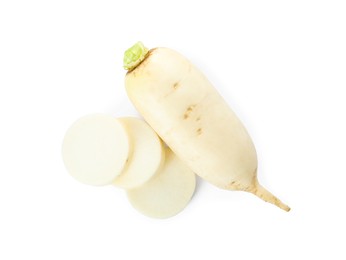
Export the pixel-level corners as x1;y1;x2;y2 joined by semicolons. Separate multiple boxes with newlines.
196;128;202;135
226;180;244;191
125;157;131;167
163;81;181;98
183;104;196;119
173;82;180;89
196;117;201;121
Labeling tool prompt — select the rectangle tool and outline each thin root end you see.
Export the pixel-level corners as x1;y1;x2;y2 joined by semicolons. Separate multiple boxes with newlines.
250;182;290;212
276;201;291;212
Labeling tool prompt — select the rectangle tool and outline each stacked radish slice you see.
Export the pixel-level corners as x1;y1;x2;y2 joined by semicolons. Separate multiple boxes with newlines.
62;114;196;219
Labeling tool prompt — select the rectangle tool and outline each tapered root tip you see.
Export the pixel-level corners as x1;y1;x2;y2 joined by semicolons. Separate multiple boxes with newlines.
250;182;290;212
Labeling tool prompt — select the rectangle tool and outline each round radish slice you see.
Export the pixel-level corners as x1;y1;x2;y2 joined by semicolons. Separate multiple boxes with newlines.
113;117;164;189
62;114;130;186
127;148;196;219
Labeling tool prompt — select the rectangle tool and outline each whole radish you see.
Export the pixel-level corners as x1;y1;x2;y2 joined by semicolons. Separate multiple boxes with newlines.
123;42;290;211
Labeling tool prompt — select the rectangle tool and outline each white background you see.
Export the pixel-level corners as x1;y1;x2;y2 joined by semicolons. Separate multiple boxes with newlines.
1;0;345;259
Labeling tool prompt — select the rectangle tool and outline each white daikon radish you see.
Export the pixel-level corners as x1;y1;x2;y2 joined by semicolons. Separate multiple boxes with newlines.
62;114;130;186
113;117;165;189
127;148;196;219
123;42;290;211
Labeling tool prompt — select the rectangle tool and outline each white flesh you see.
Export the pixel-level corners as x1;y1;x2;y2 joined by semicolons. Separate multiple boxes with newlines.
62;114;130;186
125;47;289;211
127;148;196;219
113;117;164;189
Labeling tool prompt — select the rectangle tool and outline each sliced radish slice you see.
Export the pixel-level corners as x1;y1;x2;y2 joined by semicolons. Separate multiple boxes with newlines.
62;114;130;186
127;148;196;219
113;117;164;189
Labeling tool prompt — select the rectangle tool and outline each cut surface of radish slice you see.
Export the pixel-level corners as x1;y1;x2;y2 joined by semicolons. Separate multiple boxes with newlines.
127;148;196;219
62;114;130;186
113;117;164;189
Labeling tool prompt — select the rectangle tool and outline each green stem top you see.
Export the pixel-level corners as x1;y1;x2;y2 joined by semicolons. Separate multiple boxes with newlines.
123;42;148;71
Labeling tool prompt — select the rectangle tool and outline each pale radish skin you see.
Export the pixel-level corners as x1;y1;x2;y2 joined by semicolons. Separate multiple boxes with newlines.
127;148;196;219
123;42;290;211
113;117;165;189
62;114;130;186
